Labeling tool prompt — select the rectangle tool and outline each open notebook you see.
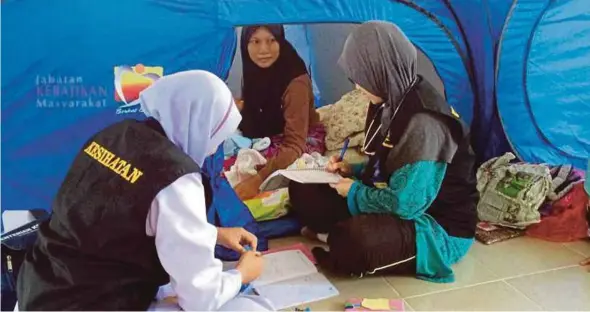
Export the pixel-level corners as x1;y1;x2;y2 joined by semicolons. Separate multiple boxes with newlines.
224;250;339;310
259;167;343;192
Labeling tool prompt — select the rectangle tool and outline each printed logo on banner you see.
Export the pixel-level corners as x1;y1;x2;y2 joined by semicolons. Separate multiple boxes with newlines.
114;64;163;115
36;75;108;109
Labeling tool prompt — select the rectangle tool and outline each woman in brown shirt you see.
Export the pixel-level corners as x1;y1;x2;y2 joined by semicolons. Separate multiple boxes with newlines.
234;25;325;200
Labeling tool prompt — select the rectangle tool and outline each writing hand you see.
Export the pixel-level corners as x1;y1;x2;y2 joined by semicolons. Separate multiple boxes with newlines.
236;251;264;284
329;178;355;197
327;156;352;177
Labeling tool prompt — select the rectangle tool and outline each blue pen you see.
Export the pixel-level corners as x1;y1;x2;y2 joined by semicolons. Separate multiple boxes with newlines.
239;245;259;294
240;245;252;293
338;138;350;162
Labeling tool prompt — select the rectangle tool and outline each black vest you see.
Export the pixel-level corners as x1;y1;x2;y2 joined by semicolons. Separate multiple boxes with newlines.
17;118;211;311
362;78;478;238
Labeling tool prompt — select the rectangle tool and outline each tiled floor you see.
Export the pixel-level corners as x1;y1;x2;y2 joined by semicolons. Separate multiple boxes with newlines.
269;236;590;311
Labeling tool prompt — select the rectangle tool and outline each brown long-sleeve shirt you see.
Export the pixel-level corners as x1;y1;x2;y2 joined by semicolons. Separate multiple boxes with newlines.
256;74;319;181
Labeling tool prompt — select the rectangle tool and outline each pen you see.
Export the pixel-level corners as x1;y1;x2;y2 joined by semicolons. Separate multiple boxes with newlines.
243;245;262;256
239;245;260;295
338;138;350;162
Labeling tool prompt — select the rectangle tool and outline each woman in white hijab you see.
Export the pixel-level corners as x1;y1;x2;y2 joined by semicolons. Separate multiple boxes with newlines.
15;70;274;311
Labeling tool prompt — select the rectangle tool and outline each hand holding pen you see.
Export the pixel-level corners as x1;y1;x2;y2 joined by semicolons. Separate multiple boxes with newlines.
236;245;263;285
327;138;353;177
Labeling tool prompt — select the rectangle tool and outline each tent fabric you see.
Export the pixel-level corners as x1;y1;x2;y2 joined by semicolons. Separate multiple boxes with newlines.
1;0;475;213
484;0;516;44
446;0;514;164
283;25;323;106
1;0;233;212
496;0;590;170
2;0;588;224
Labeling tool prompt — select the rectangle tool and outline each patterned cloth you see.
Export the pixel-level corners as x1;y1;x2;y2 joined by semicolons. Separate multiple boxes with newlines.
476;152;552;229
317;89;369;151
263;124;326;158
223;124;326;171
547;165;585;201
527;184;589;242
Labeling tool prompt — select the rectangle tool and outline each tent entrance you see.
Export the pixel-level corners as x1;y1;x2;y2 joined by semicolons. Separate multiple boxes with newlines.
226;23;447;108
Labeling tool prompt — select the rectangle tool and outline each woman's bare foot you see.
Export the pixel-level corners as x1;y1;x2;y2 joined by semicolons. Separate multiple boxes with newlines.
317;233;329;243
301;226;329;243
301;226;319;241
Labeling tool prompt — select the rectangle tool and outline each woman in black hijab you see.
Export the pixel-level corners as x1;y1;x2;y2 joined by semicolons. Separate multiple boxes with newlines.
289;21;479;283
233;25;325;200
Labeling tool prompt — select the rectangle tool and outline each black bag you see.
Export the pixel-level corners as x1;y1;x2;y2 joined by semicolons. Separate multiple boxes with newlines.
1;210;49;311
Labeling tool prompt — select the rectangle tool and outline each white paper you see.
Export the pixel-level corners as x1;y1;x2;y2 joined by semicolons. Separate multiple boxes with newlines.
252;250;317;287
280;170;342;184
221;250;338;309
260;169;343;191
254;272;339;310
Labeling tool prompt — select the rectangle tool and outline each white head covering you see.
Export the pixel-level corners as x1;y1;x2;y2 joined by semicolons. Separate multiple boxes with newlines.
139;70;241;166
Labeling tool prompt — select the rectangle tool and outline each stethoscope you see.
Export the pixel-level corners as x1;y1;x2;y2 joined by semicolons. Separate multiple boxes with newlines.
360;79;417;156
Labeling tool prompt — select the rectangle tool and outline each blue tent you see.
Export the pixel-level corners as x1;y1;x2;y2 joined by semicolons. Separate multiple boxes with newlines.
495;0;590;169
2;0;589;217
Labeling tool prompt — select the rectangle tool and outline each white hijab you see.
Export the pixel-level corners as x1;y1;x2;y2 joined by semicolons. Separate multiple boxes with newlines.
139;70;241;166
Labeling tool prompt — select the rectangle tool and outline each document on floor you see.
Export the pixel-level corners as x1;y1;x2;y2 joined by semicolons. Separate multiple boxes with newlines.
224;250;339;310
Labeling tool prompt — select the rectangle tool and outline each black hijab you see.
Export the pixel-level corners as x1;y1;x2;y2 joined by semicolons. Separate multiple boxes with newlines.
239;25;309;138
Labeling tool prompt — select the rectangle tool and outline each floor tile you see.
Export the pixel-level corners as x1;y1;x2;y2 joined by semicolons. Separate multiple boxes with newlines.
405;281;541;311
563;238;590;257
469;237;584;278
385;254;499;298
402;299;415;311
297;275;400;311
268;236;589;311
506;266;590;311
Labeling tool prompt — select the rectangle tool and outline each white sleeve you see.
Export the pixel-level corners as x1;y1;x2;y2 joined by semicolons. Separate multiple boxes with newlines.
146;172;243;311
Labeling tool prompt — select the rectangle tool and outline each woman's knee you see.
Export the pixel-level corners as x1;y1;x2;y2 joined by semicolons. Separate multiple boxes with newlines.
330;215;398;247
288;182;344;215
326;214;417;276
289;182;351;233
288;182;317;217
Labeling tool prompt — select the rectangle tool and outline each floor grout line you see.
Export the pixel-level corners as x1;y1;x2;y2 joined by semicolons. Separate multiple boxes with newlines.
401;279;501;300
502;280;545;311
400;264;579;300
401;299;414;311
500;264;579;281
381;276;402;298
561;242;590;258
